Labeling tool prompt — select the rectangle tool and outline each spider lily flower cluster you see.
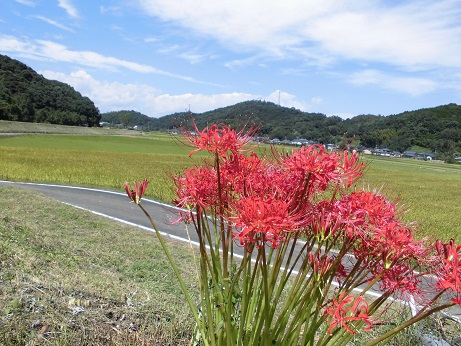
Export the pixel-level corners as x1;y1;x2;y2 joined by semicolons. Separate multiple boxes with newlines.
125;122;461;346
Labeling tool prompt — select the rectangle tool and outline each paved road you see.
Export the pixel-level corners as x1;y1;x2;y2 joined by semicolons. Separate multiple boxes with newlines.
1;180;460;324
0;180;199;246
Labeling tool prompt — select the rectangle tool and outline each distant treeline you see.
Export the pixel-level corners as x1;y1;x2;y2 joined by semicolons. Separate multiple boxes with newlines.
0;54;100;127
102;101;461;161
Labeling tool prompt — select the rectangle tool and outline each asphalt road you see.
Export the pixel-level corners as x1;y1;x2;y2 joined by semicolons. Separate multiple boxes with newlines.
0;180;199;246
1;180;460;324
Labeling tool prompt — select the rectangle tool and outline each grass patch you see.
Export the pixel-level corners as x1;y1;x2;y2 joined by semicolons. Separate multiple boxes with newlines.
348;307;461;345
0;186;199;345
360;156;461;241
0;120;140;136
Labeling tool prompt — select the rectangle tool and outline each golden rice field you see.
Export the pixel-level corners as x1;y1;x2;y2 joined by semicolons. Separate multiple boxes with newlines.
0;129;460;242
0;133;204;202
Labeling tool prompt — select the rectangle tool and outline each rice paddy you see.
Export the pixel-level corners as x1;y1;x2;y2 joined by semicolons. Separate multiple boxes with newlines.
0;132;460;241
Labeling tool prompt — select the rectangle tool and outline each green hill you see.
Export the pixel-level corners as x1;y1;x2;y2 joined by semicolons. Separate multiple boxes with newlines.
102;101;461;161
0;54;100;127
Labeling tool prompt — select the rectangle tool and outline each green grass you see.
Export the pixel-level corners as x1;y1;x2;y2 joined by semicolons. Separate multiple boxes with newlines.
360;156;461;241
348;307;461;346
0;133;204;202
0;186;198;345
0;133;188;154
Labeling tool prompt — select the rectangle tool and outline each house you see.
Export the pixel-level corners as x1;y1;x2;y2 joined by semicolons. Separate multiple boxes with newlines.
373;148;391;157
418;152;435;161
402;151;417;158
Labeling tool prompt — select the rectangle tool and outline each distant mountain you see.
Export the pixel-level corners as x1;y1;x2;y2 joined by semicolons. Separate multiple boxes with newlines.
341;103;461;158
153;100;342;143
0;54;100;126
102;101;461;161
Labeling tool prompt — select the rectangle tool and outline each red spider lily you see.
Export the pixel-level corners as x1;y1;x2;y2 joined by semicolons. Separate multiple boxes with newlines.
170;210;197;225
435;239;461;304
124;179;148;204
334;262;348;284
375;263;421;300
173;166;221;212
230;196;303;251
126;121;461;345
309;200;344;240
340;150;366;187
281;145;342;193
324;292;374;335
336;191;398;239
220;152;266;196
359;220;427;266
184;122;256;158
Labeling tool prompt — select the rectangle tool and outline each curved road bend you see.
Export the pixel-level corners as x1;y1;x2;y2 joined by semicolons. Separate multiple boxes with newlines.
1;180;460;323
0;180;197;246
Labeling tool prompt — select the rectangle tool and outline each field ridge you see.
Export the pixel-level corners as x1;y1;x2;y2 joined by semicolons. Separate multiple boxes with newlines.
0;120;144;136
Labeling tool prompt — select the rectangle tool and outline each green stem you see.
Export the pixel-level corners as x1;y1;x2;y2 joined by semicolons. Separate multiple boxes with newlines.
237;250;251;343
214;152;229;281
261;245;271;346
138;204;209;346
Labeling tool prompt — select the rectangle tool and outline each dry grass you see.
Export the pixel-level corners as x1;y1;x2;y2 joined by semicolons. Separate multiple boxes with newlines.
0;120;138;136
0;186;199;345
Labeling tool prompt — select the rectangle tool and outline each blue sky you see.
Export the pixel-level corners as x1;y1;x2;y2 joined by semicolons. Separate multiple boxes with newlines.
1;0;461;119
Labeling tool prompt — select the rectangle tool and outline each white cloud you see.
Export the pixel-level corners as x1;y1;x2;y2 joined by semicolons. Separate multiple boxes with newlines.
144;37;159;43
266;90;310;111
40;70;313;117
136;0;461;70
224;56;261;70
306;2;461;70
349;69;438;96
310;96;323;105
41;69;161;114
99;5;123;16
33;15;75;32
35;40;160;73
58;0;79;18
178;53;207;65
0;35;205;83
15;0;36;7
0;35;31;52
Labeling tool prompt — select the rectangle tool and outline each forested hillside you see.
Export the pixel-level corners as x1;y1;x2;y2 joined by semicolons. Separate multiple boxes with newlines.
0;55;100;126
102;101;461;161
101;110;156;130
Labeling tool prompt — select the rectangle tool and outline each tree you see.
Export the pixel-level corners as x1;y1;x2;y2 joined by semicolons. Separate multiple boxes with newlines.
119;112;132;128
